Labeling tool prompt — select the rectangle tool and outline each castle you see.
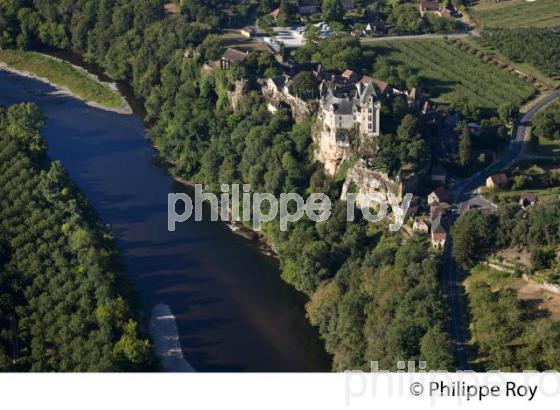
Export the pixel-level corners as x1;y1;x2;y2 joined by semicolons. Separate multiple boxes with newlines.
318;75;381;148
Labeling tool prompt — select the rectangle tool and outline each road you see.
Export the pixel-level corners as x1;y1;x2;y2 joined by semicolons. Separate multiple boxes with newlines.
442;89;560;369
454;88;560;213
361;31;477;44
250;22;478;50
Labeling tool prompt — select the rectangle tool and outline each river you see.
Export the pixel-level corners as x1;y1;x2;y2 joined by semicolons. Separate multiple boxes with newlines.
0;69;331;371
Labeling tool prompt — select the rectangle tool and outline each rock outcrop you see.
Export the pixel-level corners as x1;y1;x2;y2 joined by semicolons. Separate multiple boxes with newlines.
313;123;351;175
227;79;248;114
340;160;415;206
261;78;316;123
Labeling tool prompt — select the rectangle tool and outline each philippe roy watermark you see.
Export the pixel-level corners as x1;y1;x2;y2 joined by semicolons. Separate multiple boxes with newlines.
345;361;560;406
168;184;413;232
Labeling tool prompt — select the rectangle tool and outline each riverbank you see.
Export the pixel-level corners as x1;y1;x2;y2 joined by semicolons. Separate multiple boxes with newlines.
170;172;278;257
0;50;131;114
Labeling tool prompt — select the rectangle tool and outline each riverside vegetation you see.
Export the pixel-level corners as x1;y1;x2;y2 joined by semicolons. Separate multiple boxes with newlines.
0;49;126;111
0;102;155;371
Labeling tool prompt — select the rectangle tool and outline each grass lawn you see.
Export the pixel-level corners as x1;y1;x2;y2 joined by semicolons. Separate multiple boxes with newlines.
491;186;560;203
482;161;560;203
466;263;518;290
216;31;269;52
0;50;124;109
366;39;536;111
531;134;560;156
472;0;560;28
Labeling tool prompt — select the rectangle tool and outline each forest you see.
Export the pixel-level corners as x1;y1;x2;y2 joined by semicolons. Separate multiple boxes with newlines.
452;205;560;370
0;102;155;371
479;28;560;77
452;204;560;271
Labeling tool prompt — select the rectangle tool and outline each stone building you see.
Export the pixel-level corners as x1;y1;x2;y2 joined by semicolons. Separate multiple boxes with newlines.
431;216;447;249
319;76;381;143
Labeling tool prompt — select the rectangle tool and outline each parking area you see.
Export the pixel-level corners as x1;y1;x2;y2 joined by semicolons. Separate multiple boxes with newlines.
271;27;306;48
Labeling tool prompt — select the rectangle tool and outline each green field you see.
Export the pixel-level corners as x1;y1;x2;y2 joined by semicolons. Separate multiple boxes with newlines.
367;39;536;111
0;50;125;110
472;0;560;28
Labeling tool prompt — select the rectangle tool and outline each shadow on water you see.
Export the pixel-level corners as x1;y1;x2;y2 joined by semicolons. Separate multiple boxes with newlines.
0;65;332;372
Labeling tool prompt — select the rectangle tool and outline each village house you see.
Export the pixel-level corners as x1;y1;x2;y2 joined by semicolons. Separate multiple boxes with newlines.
297;0;318;15
220;48;248;70
240;26;256;38
430;202;451;221
486;173;508;190
428;186;449;206
419;0;452;17
519;193;537;208
431;216;447;249
419;0;440;17
163;2;180;14
363;19;387;36
407;87;423;109
413;217;430;234
270;8;282;21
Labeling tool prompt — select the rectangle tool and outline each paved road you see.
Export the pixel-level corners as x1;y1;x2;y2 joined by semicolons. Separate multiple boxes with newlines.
442;89;560;369
441;238;471;370
250;23;477;49
455;89;560;213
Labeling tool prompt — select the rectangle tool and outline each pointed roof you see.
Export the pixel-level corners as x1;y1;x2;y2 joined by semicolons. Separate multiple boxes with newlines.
430;186;449;202
270;8;282;19
432;216;446;234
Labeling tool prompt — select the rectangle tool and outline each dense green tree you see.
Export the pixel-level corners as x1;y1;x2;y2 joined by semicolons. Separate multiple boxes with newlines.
532;102;560;140
420;326;455;371
458;124;472;167
498;102;518;123
322;0;344;22
289;71;318;100
0;102;155;371
452;210;494;268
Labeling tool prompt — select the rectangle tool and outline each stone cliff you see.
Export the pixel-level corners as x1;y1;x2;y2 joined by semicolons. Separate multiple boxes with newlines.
227;79;248;114
261;80;317;123
340;160;410;206
313;123;351;175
